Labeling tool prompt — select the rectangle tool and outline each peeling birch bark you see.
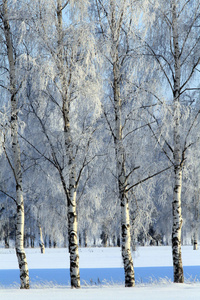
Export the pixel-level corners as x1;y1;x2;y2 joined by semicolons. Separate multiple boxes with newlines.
2;0;29;289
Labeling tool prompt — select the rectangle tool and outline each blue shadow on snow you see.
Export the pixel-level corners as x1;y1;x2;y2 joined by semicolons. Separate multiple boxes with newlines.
0;266;200;287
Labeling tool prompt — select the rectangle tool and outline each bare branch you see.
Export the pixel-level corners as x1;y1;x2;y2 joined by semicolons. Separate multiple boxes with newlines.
183;109;200;151
180;87;200;96
0;189;17;204
147;122;174;165
180;57;200;91
178;0;193;17
145;108;174;154
102;106;116;140
60;0;70;11
76;168;92;205
126;165;172;193
2;134;17;183
126;166;140;181
18;131;57;168
179;2;200;57
123;121;156;140
141;38;174;91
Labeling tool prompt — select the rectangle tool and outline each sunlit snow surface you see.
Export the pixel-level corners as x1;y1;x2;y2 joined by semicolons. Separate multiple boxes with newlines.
0;246;200;299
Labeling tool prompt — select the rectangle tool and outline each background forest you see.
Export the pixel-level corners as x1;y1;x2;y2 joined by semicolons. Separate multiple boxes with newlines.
0;0;200;289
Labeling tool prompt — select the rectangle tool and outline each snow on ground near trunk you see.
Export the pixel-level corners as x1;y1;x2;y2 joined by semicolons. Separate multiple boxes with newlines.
0;246;200;299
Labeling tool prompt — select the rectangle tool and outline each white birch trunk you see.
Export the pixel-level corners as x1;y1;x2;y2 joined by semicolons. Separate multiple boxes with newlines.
83;229;87;247
68;181;80;288
38;225;45;254
193;196;199;250
15;190;29;288
172;1;184;283
2;0;29;289
63;103;80;288
109;1;135;286
56;0;80;288
193;232;198;250
172;164;184;282
37;208;45;253
113;54;135;287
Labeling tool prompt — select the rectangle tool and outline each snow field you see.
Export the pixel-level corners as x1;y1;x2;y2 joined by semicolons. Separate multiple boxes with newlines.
1;245;200;270
1;284;200;300
0;246;200;299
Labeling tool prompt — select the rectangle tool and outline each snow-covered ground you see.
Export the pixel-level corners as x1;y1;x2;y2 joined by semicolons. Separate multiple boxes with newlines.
0;246;200;299
2;284;200;300
2;245;200;269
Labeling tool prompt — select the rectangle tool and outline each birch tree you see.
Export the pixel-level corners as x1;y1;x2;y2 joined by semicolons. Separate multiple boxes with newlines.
95;0;138;286
182;133;200;249
143;0;200;283
56;1;80;286
22;0;101;288
94;0;158;287
0;0;29;289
